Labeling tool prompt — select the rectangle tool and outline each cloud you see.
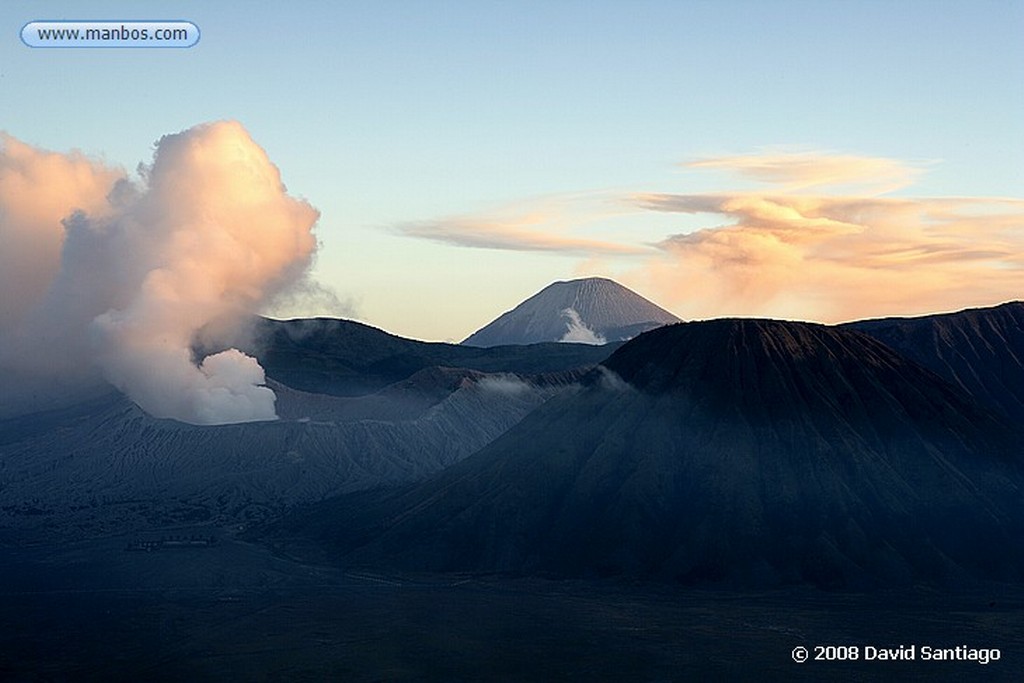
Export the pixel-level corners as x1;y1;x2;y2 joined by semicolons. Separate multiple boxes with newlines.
394;149;1022;324
635;192;865;237
559;308;606;344
398;195;652;256
0;122;320;424
403;218;645;255
685;150;926;194
630;191;1024;322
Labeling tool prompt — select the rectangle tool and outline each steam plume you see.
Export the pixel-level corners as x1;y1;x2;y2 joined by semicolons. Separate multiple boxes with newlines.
0;122;319;424
559;308;606;345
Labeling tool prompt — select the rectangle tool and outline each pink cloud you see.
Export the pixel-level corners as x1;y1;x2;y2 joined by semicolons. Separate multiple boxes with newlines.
685;150;927;194
629;192;1024;322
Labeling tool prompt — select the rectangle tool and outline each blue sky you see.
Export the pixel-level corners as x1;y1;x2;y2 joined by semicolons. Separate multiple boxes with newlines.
3;1;1022;340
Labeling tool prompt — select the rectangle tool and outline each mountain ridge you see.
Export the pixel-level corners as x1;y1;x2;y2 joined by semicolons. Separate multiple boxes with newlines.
849;300;1024;423
280;315;1024;588
218;315;621;397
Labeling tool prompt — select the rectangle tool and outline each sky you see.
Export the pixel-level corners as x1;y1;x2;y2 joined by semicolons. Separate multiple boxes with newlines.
2;0;1022;342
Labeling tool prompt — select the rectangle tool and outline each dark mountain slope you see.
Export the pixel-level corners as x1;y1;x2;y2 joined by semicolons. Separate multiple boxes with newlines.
462;277;680;347
247;317;619;396
849;301;1024;423
2;310;615;539
284;319;1024;588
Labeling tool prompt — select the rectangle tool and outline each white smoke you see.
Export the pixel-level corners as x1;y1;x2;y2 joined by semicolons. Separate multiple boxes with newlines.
559;307;606;345
595;366;634;393
475;374;532;396
0;122;320;424
261;274;359;320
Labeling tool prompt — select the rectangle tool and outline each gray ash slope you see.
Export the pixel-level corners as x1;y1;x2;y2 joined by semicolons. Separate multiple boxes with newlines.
282;317;1024;588
850;301;1024;423
1;317;617;540
0;371;563;539
462;277;680;347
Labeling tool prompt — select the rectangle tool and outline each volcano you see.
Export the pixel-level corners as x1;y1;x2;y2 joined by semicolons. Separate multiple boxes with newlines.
461;277;681;347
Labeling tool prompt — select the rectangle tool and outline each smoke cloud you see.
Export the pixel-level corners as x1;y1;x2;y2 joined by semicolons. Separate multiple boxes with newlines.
629;153;1023;321
631;191;1024;322
0;134;123;330
0;122;319;424
559;308;606;345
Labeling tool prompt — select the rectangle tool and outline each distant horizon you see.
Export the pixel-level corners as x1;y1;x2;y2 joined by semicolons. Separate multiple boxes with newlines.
257;276;1023;345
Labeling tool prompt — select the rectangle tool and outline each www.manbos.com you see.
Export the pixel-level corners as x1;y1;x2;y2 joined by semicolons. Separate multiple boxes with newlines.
22;21;200;48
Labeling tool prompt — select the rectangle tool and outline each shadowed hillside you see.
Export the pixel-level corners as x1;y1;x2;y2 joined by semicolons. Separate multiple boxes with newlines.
280;318;1024;588
247;316;619;396
850;301;1024;423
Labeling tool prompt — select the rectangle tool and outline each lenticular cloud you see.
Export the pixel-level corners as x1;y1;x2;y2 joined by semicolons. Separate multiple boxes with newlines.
0;121;319;424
